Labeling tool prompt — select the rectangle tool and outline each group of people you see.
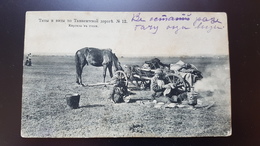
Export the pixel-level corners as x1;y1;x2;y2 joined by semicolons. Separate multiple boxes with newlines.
108;60;201;106
25;53;32;66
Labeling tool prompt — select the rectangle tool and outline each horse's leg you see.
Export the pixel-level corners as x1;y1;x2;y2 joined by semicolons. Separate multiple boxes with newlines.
108;64;113;78
76;63;82;84
76;64;85;85
75;51;87;86
103;65;108;83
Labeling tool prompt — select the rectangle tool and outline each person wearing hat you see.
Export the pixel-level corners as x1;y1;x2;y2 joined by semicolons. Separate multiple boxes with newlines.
150;69;176;103
25;53;32;66
108;73;127;103
108;73;135;103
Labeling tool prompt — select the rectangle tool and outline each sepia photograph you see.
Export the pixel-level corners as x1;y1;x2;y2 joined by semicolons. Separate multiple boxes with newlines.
21;11;231;137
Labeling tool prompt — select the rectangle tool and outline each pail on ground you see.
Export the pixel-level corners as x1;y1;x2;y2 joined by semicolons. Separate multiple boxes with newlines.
187;87;197;105
65;94;80;109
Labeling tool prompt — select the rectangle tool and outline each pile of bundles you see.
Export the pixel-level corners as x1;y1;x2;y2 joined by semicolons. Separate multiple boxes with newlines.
142;58;169;69
142;58;203;86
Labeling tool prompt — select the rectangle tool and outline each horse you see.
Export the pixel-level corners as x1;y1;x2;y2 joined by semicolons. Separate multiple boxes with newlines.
75;47;123;86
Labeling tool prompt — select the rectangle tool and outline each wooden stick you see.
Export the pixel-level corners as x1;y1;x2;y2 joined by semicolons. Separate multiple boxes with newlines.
86;82;110;86
205;102;215;109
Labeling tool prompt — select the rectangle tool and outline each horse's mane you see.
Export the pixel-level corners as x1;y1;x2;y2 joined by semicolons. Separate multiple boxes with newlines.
111;52;123;71
100;48;112;52
112;53;118;60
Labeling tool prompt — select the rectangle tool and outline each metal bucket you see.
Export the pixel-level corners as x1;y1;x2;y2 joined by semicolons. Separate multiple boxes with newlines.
187;87;197;105
65;94;80;109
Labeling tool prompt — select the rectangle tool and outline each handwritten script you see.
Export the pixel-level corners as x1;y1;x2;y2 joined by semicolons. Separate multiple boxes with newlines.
131;13;224;34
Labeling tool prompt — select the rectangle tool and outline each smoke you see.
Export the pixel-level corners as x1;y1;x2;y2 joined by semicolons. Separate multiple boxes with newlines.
194;61;231;122
194;61;231;98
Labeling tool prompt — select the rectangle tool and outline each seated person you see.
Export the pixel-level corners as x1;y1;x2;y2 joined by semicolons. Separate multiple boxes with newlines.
150;69;176;103
108;73;134;103
108;73;128;103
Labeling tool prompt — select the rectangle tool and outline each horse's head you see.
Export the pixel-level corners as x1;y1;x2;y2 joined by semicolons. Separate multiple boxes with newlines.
112;53;124;71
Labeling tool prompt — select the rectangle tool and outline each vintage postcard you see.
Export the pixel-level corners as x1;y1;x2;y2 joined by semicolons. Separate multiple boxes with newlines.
22;11;231;137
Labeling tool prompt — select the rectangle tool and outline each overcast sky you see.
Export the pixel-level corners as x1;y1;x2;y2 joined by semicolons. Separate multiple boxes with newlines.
24;11;229;57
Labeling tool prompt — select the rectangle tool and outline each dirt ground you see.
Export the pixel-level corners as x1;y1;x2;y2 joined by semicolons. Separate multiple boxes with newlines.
21;55;231;137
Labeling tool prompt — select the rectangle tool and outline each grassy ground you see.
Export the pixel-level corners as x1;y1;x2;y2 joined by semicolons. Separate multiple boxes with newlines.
21;55;231;137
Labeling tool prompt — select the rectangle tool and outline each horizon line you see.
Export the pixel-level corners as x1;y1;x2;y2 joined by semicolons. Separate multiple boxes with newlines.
24;53;229;58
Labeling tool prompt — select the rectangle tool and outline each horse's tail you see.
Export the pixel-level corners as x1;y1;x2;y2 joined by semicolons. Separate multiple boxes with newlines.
75;50;81;68
75;48;88;84
75;48;88;65
75;50;81;80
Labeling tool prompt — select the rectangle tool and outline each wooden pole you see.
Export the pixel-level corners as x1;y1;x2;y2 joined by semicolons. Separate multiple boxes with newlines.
86;82;110;86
